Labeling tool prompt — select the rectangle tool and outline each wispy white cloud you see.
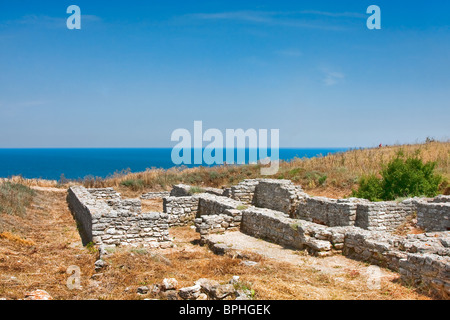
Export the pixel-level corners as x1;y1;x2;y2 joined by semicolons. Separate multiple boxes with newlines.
322;70;345;86
298;10;366;19
275;49;303;57
186;10;364;31
1;14;102;28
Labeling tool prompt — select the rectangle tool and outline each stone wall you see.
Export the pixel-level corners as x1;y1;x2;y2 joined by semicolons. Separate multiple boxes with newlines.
163;196;199;226
170;184;193;197
141;191;170;200
87;187;121;200
67;186;171;248
240;206;351;256
294;196;363;227
355;200;417;232
195;209;242;242
197;193;244;217
238;205;450;298
416;201;450;232
431;195;450;203
343;229;450;298
225;179;260;204
253;179;304;216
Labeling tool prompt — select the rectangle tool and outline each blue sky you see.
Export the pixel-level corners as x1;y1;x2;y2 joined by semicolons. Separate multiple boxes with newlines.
0;0;449;148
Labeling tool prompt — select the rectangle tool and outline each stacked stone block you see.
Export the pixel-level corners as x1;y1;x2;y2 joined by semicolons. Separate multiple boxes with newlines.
163;196;199;226
416;200;450;232
140;191;170;200
67;186;171;248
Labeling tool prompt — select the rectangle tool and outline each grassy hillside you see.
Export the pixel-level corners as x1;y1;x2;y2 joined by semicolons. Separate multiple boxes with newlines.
83;141;450;198
2;141;449;199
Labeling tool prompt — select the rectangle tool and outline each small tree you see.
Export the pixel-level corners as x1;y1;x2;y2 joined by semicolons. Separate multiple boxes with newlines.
353;153;443;201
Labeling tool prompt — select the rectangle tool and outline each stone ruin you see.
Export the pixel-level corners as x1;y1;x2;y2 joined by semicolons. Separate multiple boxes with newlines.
67;187;172;248
67;179;450;298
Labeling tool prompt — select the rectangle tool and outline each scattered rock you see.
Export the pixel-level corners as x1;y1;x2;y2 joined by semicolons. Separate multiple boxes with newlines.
137;286;149;295
210;284;235;300
240;260;258;267
161;278;178;291
160;289;178;300
24;290;53;300
196;293;208;300
210;243;232;255
195;278;219;295
151;284;161;295
229;276;240;285
94;259;106;271
178;284;201;300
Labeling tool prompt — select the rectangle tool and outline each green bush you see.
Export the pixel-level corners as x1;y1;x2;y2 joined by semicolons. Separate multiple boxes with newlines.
352;153;443;201
120;179;144;191
189;186;205;194
352;175;384;201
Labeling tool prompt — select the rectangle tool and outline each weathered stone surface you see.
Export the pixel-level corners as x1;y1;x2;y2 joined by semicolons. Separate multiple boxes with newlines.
162;278;178;291
137;286;149;294
178;284;201;300
140;191;170;200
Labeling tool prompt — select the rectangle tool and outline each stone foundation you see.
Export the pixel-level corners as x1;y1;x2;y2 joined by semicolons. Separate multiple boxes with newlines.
67;186;171;248
140;191;170;200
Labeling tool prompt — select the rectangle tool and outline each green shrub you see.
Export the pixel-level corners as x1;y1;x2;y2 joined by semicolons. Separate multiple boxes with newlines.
352;175;383;201
353;153;443;201
0;182;36;217
120;179;144;191
318;175;328;186
189;186;205;194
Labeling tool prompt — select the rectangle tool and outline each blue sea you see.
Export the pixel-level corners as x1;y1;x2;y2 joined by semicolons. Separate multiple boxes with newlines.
0;148;348;181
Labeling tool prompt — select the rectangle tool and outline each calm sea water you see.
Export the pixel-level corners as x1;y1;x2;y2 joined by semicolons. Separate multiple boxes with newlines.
0;148;348;181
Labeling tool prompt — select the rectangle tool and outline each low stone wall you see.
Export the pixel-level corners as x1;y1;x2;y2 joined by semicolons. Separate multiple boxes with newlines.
240;207;352;256
253;179;304;216
195;209;242;242
141;191;170;200
355;200;417;232
67;186;171;248
416;201;450;232
399;253;450;297
163;196;199;226
67;186;111;245
105;198;141;214
431;195;450;203
197;194;244;217
170;184;193;197
343;229;450;298
87;187;121;200
294;196;362;227
193;194;245;242
239;205;450;298
226;179;260;204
